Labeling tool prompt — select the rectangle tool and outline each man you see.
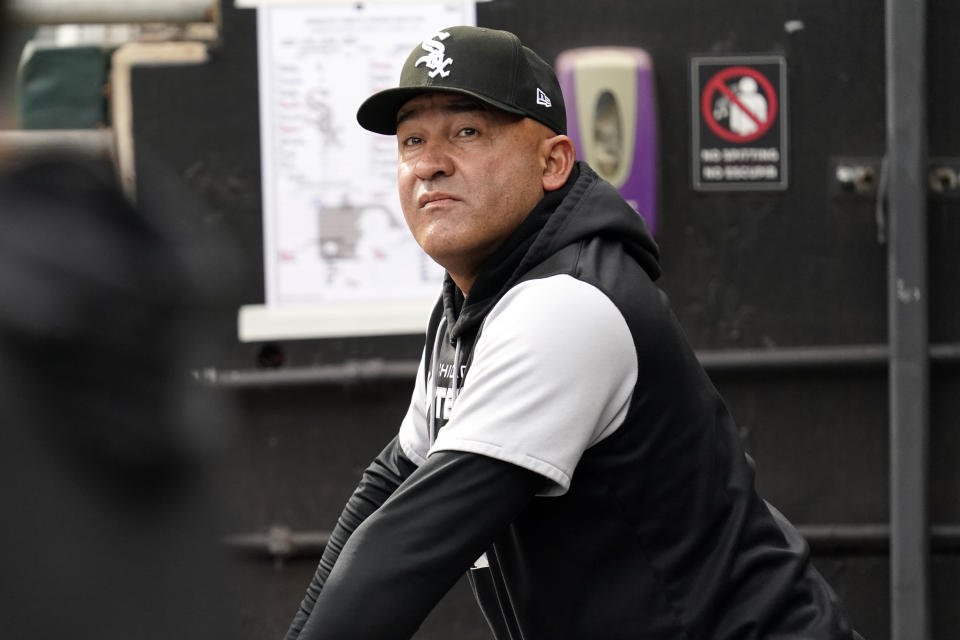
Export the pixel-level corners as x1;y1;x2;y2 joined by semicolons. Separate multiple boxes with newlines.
285;26;859;639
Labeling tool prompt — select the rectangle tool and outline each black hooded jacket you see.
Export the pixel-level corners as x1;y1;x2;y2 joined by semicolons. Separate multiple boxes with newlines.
285;163;857;640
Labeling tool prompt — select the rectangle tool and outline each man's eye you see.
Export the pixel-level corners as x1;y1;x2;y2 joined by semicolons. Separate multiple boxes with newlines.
459;127;479;137
402;136;423;147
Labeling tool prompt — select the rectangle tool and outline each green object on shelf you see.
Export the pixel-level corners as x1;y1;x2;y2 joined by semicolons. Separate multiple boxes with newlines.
18;44;110;129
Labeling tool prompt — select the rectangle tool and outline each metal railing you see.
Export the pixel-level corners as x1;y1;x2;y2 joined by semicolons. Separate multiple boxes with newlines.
223;523;960;561
195;342;960;389
8;0;216;25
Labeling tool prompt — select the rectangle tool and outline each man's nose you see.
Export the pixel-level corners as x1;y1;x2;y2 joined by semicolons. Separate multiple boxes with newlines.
414;139;454;180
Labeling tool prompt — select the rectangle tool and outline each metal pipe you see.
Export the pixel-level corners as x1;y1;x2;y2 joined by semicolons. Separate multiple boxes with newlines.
796;524;960;556
0;129;115;162
886;0;930;636
222;524;960;561
799;525;960;556
702;342;960;376
696;344;889;375
7;0;215;25
195;342;960;389
224;526;330;560
194;358;420;388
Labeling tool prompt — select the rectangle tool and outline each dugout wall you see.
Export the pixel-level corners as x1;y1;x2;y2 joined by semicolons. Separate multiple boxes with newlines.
111;1;960;638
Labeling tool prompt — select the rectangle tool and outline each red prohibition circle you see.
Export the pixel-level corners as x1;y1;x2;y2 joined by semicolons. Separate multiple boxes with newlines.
701;66;778;144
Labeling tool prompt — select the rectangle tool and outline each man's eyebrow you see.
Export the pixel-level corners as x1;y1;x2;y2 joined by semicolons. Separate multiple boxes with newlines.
396;99;487;128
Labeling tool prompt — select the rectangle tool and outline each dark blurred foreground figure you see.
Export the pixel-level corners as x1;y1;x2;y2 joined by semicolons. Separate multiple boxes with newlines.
0;152;239;638
0;5;245;637
285;26;864;640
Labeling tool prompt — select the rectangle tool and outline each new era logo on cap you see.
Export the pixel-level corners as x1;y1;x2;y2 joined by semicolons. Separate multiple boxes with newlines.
536;88;552;108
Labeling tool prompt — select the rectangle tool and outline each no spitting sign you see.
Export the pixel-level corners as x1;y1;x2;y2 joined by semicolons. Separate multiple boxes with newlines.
692;56;787;191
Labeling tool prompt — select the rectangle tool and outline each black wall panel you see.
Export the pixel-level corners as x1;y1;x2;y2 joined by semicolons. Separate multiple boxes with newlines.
127;1;958;638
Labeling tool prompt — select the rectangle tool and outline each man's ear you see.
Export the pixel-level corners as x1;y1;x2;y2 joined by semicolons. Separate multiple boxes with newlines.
541;135;576;192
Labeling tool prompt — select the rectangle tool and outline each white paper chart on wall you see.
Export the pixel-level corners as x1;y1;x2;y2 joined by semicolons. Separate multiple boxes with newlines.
246;1;475;340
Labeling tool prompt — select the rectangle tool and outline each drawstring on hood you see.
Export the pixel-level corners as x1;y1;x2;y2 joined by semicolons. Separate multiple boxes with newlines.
427;313;463;446
451;337;462;407
427;316;446;445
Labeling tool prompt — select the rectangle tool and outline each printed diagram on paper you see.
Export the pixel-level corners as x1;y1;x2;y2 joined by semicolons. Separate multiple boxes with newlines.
257;3;474;307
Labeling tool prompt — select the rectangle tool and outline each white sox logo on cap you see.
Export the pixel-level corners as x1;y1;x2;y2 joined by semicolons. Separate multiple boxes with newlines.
415;31;453;78
357;26;567;136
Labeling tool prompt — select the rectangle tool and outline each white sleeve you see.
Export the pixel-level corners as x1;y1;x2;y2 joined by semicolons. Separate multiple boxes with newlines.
431;275;637;496
397;348;429;466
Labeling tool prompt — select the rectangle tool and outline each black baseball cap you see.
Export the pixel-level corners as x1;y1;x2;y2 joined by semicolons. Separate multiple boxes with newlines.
357;25;566;136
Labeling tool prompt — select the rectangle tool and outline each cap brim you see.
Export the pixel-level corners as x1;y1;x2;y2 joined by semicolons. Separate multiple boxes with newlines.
356;86;528;135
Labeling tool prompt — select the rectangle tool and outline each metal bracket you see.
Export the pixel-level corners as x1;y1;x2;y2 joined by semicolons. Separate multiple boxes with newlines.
110;41;210;201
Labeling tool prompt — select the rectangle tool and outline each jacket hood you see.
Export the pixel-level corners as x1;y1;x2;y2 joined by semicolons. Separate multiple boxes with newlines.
443;161;660;339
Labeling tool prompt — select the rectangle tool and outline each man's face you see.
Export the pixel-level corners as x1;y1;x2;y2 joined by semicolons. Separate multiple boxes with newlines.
396;92;548;290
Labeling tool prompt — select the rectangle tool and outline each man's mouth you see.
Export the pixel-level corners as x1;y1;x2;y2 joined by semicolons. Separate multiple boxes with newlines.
418;193;458;209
